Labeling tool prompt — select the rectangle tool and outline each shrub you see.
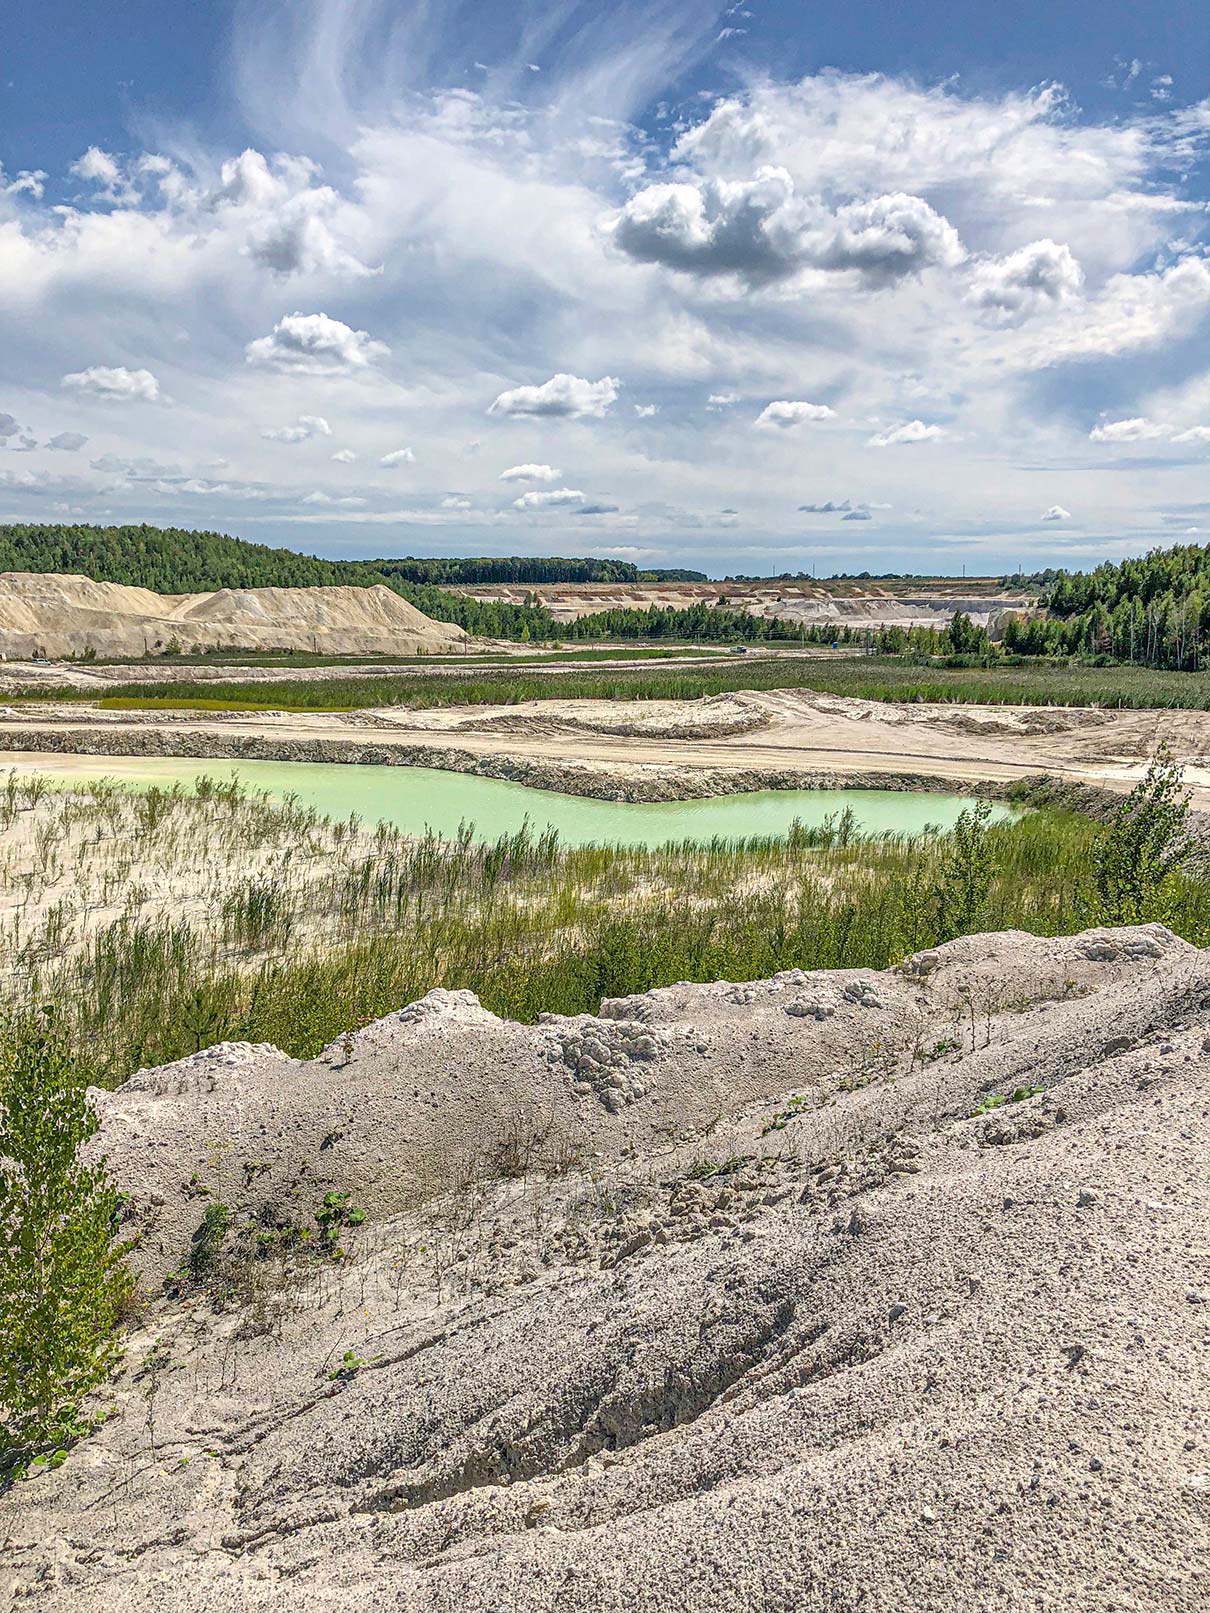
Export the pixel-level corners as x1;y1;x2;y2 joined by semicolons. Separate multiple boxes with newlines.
936;799;994;940
0;1009;133;1479
1094;745;1193;925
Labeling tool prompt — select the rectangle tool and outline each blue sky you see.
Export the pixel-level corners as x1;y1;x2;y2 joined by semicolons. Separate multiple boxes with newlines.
2;0;1210;575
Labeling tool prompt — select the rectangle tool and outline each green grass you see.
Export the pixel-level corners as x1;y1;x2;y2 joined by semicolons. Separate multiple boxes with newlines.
79;643;734;671
38;654;1210;713
4;772;1209;1085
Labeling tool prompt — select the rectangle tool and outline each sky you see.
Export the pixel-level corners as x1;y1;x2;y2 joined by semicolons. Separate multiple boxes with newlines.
3;1;1210;577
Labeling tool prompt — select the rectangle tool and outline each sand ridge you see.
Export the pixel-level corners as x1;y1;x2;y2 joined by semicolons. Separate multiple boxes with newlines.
6;925;1208;1611
0;572;470;659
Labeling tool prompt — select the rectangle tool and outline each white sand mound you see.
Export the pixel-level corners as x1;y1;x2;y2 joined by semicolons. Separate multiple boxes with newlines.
6;925;1208;1611
0;572;469;658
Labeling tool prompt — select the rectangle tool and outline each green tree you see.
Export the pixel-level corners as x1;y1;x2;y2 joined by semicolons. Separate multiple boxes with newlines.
0;1009;133;1478
936;798;995;940
1093;744;1193;925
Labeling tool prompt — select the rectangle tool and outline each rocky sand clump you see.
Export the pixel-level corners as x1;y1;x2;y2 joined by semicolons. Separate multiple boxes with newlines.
4;924;1209;1611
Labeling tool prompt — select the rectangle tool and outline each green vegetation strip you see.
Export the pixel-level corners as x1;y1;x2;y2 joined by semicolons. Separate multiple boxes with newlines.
46;655;1210;712
1;757;1202;1092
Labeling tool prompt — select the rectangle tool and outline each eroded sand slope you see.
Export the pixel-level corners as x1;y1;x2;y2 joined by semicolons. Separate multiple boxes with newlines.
7;926;1208;1611
0;572;469;658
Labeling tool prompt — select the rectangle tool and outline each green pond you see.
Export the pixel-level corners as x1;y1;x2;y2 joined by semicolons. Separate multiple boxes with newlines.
21;755;1013;848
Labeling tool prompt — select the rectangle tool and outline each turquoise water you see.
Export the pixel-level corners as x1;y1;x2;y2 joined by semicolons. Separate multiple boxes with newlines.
23;755;1013;848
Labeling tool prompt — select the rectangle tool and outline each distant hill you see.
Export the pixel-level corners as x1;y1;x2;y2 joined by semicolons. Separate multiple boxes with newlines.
0;524;561;640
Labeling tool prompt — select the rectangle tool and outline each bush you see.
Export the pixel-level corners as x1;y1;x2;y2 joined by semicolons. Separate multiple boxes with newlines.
0;1009;133;1478
1094;745;1193;925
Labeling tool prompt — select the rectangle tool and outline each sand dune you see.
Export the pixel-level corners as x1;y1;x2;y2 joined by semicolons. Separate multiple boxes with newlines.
8;926;1207;1611
0;572;470;658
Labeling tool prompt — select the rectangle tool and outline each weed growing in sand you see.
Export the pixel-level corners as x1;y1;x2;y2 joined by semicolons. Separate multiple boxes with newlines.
971;1085;1045;1116
0;1009;133;1481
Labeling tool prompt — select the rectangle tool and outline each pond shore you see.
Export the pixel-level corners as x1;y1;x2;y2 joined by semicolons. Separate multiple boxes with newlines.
2;683;1209;803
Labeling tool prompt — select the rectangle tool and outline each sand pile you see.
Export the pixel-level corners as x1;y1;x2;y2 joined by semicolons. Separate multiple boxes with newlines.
6;924;1208;1611
0;572;469;658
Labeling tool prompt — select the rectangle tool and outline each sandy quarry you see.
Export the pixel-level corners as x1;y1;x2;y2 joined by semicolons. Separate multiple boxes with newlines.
5;685;1210;804
6;924;1208;1611
452;577;1036;631
0;573;471;659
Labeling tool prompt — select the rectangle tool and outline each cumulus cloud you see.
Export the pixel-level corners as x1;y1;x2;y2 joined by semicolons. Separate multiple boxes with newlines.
612;168;963;290
69;146;130;202
214;150;372;278
968;239;1084;317
1040;505;1072;521
633;403;658;417
755;400;835;429
842;508;873;521
1172;426;1210;444
499;464;562;483
707;392;739;407
245;312;388;372
0;414;19;438
809;192;965;285
330;448;359;462
62;366;160;401
380;447;415;467
867;420;945;446
46;432;88;451
799;499;855;513
488;374;619;419
1088;417;1164;442
512;487;588;508
3;169;45;200
440;495;472;509
261;414;332;443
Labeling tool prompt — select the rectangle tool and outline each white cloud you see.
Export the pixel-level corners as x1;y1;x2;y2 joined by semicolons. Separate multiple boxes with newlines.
330;448;359;462
1088;417;1164;442
261;414;332;443
245;312;388;372
611;171;964;289
489;373;619;419
499;463;562;482
379;447;416;467
301;490;367;507
1040;505;1072;521
633;403;658;417
69;146;128;201
46;432;88;451
968;239;1083;317
62;365;160;401
707;392;739;407
440;495;472;509
1171;426;1210;444
214;149;373;278
513;487;588;508
755;400;835;429
867;420;945;447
